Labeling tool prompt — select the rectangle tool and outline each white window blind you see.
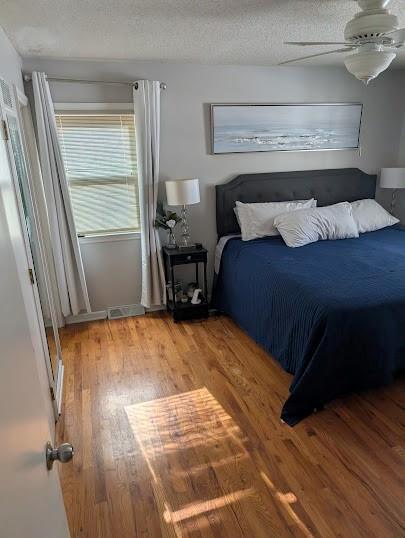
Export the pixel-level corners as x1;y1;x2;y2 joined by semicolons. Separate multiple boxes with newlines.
55;113;139;235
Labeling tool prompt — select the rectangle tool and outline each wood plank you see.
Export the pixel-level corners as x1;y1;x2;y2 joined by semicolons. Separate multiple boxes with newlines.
57;313;405;537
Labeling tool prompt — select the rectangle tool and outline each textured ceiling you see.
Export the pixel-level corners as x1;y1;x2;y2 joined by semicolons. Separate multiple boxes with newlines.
1;0;405;67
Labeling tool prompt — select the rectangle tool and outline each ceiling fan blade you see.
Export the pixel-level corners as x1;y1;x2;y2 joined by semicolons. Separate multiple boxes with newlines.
284;41;354;46
279;48;354;66
384;28;405;45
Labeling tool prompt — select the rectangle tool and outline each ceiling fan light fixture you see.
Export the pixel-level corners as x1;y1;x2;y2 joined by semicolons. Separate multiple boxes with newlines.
282;0;404;84
344;49;396;84
357;0;392;11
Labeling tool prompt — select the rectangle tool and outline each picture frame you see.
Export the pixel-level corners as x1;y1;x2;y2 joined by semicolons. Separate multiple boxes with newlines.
210;103;363;155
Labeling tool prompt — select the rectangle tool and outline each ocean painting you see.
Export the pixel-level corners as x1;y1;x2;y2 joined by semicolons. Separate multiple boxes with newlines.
211;104;362;154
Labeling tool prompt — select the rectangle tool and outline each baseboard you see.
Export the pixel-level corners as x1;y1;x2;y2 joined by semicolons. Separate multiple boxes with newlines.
55;361;64;416
146;304;166;312
65;310;107;324
65;304;168;324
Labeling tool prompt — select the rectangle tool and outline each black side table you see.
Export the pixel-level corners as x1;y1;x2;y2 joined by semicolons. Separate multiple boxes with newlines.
162;246;208;322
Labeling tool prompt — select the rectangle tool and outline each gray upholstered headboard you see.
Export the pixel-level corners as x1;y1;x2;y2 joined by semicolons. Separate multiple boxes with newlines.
216;168;377;237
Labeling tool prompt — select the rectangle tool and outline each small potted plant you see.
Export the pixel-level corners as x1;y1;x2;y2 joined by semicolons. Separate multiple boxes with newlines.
155;203;181;249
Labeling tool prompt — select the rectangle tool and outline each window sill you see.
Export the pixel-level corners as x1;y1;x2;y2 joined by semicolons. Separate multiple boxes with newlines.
78;231;141;244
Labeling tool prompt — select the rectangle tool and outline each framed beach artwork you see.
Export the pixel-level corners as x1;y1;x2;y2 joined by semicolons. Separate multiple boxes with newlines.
211;103;363;154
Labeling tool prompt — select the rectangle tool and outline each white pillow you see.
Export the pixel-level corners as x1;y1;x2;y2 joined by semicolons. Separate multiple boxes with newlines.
235;199;317;241
350;199;399;233
273;202;359;248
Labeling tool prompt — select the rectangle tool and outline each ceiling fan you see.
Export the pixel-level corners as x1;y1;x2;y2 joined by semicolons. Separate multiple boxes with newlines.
280;0;405;84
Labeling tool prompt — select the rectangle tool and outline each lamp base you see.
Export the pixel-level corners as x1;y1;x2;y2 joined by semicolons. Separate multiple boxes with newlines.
180;205;193;248
390;188;397;217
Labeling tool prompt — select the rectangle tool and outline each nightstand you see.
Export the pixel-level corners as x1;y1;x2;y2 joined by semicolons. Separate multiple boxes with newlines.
162;246;208;322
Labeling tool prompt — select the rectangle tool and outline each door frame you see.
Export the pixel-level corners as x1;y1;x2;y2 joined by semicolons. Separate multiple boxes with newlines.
14;85;65;414
0;78;63;421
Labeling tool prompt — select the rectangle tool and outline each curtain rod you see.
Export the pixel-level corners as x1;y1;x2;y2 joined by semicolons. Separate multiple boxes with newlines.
23;74;167;90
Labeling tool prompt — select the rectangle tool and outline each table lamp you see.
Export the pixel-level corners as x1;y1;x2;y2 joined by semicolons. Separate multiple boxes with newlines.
380;168;405;217
165;178;200;247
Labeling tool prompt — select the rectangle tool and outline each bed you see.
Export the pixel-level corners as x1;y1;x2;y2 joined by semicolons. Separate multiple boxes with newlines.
214;168;405;425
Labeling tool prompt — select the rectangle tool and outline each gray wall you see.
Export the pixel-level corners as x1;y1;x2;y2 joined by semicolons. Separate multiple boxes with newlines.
23;58;405;309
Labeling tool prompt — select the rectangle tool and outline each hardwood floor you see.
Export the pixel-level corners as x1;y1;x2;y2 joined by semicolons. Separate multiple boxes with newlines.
57;313;405;537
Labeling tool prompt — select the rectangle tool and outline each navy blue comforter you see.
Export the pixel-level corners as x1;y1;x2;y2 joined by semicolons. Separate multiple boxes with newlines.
214;228;405;425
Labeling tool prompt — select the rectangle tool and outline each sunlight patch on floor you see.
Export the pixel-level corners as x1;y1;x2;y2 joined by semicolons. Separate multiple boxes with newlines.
125;387;310;536
125;387;248;458
163;488;255;524
125;387;253;532
261;471;314;538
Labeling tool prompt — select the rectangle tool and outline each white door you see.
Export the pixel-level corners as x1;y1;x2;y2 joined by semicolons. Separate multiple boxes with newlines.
0;105;70;537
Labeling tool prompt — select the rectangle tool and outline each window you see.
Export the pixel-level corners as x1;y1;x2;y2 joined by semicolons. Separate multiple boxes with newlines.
55;113;139;236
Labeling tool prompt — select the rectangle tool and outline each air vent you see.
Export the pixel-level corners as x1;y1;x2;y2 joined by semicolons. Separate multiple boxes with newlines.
0;78;13;109
351;31;384;40
107;304;145;320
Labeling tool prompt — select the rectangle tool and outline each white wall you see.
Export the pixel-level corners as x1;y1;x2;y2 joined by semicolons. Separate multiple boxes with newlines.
23;57;405;308
394;87;405;220
0;27;24;91
79;234;141;311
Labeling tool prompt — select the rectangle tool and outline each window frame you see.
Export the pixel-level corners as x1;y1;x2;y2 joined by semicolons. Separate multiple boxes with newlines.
54;102;140;239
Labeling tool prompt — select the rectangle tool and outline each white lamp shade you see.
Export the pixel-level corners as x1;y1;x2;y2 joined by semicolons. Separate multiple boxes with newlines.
380;168;405;189
165;178;200;206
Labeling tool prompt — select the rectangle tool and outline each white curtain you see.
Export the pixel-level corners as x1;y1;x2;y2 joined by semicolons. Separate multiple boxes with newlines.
32;72;91;316
133;80;165;308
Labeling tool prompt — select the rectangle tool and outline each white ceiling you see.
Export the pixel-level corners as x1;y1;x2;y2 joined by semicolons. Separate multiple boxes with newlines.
1;0;405;67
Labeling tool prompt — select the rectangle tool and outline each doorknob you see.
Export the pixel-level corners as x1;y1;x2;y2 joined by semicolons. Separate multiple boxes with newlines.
46;441;74;470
